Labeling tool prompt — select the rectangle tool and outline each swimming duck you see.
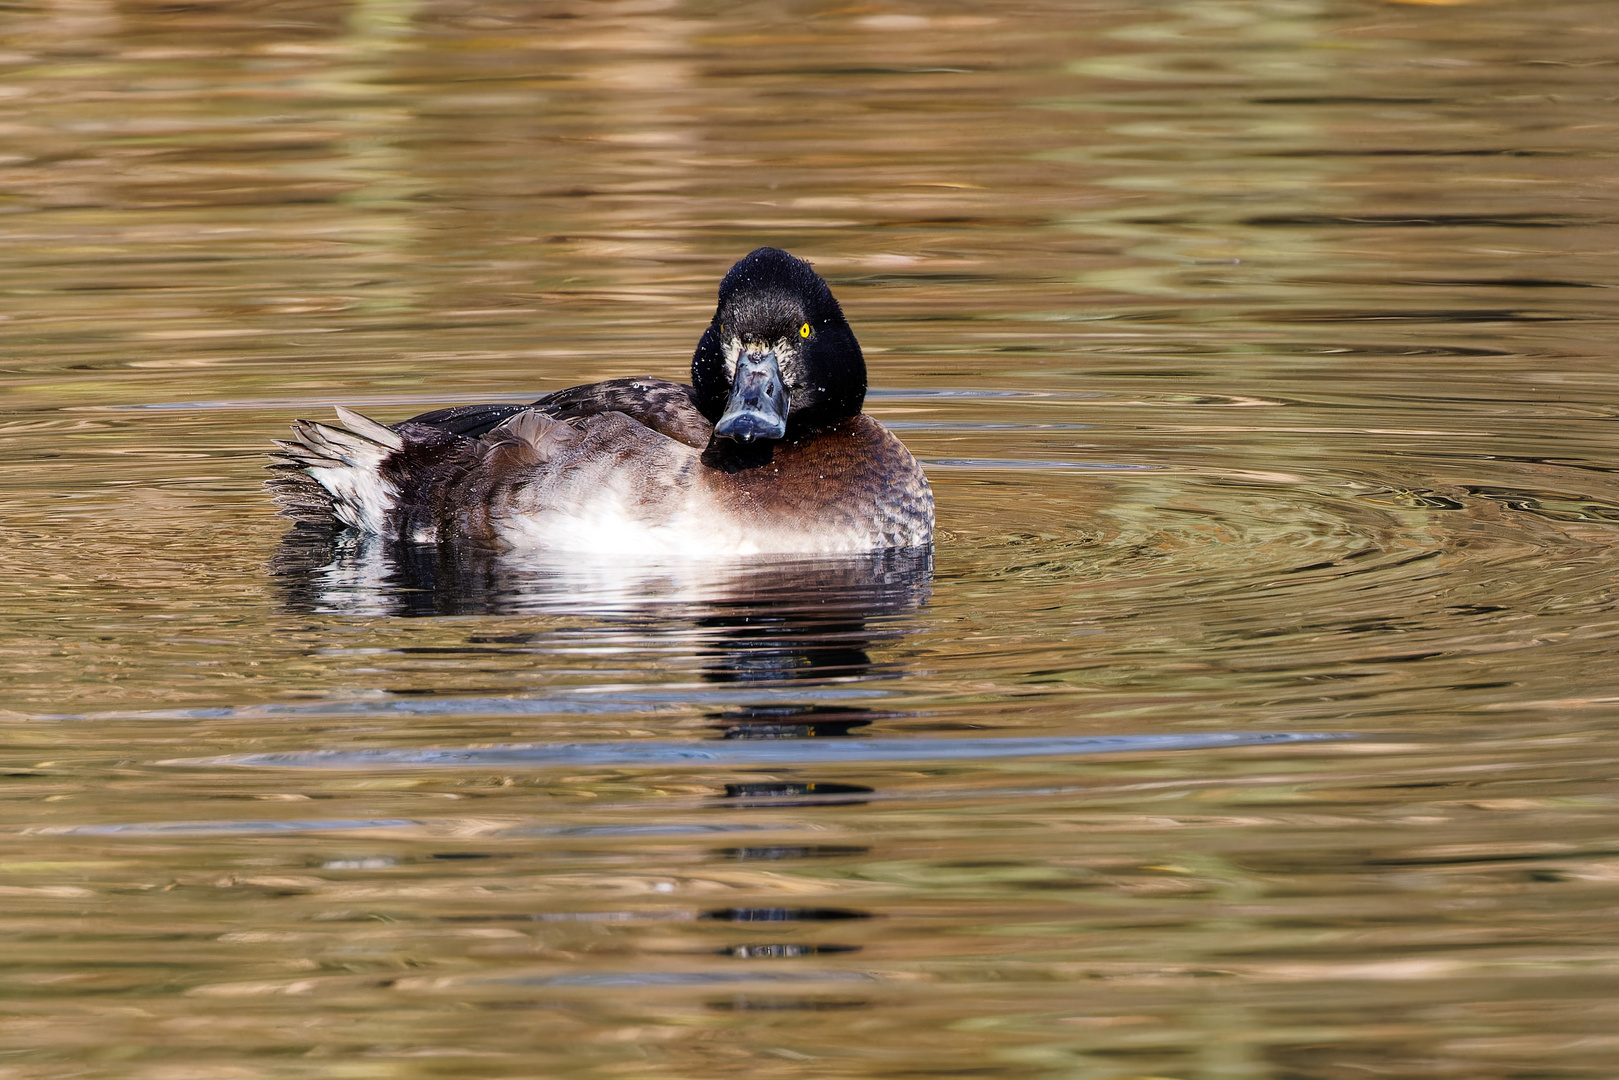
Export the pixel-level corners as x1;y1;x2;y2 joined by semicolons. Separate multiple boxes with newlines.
268;248;934;556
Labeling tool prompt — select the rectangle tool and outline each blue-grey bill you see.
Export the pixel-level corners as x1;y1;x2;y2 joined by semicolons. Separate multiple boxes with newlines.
715;350;789;442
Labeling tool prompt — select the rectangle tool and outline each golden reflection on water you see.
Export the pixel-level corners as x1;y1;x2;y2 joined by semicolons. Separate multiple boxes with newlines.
3;0;1619;1077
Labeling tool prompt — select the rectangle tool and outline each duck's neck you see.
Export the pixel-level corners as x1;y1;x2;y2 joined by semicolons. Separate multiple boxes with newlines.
701;437;776;473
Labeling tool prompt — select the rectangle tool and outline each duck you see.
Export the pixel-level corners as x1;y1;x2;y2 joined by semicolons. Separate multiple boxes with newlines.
267;247;934;556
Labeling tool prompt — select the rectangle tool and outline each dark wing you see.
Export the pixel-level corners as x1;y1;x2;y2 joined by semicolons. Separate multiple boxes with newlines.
397;402;530;438
399;380;710;449
531;378;711;450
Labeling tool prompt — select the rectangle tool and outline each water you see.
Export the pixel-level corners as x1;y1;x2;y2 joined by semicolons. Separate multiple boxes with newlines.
3;1;1619;1076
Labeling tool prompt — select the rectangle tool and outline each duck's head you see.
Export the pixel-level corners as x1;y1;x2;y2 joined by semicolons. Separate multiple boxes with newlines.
691;247;866;443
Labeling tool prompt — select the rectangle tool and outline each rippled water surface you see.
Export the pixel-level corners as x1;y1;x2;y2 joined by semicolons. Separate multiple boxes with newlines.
4;1;1619;1077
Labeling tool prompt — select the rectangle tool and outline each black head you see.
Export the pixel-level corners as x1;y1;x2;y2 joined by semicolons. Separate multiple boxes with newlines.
691;248;867;442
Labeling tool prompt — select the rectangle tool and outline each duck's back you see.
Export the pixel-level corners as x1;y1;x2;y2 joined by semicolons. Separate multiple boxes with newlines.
445;411;932;556
393;407;703;553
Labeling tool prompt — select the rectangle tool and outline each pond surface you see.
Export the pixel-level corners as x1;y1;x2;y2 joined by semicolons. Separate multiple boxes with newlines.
3;1;1619;1077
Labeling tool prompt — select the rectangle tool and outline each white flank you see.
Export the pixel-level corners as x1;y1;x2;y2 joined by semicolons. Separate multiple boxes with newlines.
498;491;871;558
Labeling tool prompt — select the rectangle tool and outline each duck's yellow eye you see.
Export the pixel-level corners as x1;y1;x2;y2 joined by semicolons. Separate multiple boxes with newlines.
799;322;811;338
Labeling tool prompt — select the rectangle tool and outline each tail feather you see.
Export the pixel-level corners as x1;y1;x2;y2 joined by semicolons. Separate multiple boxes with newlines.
334;406;405;451
267;409;402;531
264;474;340;524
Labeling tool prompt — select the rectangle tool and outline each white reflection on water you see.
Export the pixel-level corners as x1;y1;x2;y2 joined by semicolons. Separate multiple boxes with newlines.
269;525;935;619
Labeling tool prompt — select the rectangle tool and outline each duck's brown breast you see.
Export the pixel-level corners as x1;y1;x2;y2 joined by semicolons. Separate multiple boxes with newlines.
700;415;934;551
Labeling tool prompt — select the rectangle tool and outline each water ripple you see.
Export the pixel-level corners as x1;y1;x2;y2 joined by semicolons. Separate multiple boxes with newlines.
172;731;1347;770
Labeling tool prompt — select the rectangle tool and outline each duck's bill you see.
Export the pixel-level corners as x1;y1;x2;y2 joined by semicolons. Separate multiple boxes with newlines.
715;350;789;442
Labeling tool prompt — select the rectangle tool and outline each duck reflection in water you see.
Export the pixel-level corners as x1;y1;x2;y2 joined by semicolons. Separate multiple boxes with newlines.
269;531;923;978
272;525;929;690
271;528;926;798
